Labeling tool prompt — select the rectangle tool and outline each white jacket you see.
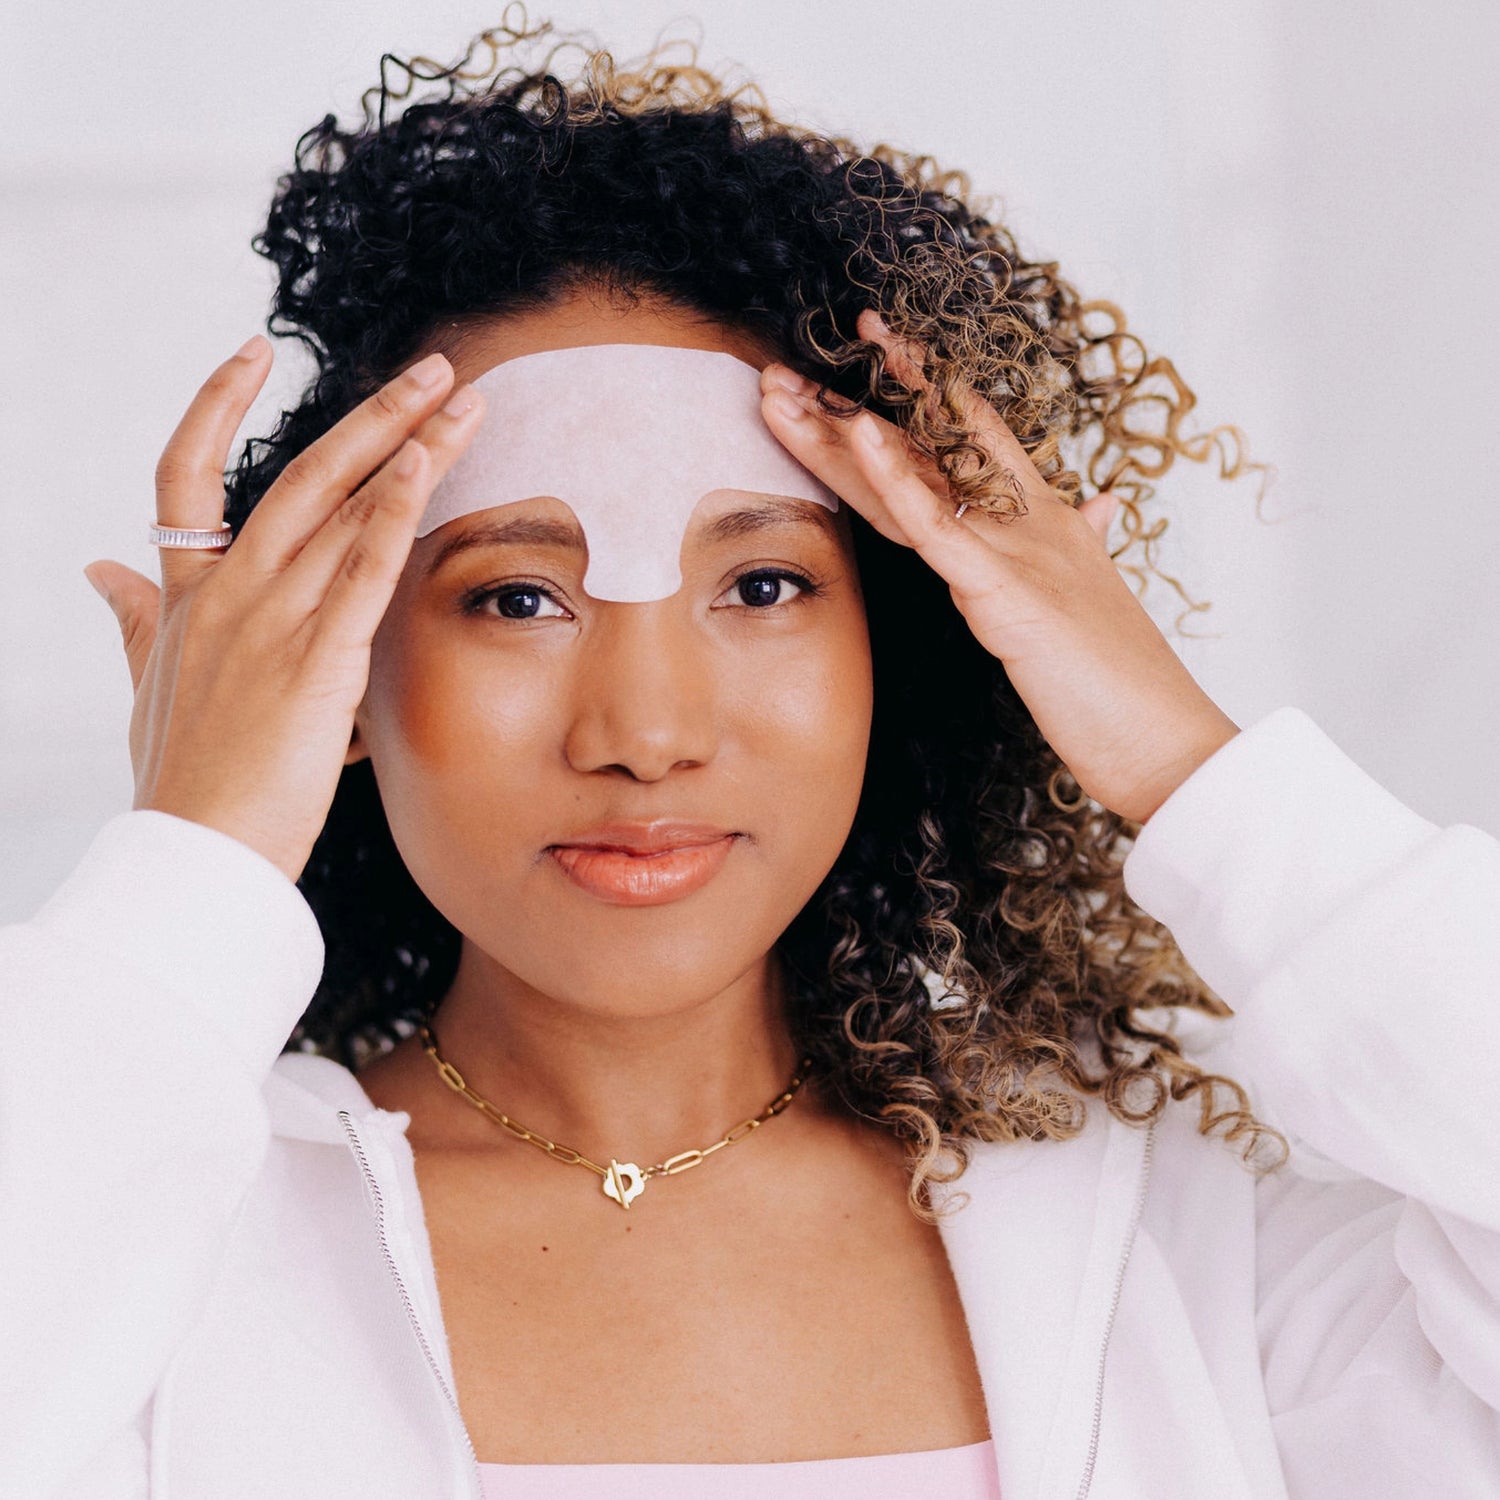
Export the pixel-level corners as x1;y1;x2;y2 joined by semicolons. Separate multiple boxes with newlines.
1;706;1497;1499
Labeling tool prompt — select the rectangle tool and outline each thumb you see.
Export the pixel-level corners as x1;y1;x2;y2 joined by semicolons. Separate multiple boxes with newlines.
83;561;161;694
1077;491;1120;543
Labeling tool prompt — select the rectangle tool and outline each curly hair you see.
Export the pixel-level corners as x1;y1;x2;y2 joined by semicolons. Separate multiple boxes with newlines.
227;6;1289;1217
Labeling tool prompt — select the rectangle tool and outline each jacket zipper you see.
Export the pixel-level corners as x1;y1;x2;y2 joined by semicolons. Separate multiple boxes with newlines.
1074;1119;1156;1500
338;1109;482;1495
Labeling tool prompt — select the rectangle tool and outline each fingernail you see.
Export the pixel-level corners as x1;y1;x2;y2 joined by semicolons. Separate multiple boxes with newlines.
407;352;451;390
443;385;479;418
233;334;268;361
766;389;809;422
764;364;815;396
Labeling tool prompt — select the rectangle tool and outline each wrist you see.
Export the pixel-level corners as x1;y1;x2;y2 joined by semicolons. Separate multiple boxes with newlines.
135;791;309;886
1130;711;1241;825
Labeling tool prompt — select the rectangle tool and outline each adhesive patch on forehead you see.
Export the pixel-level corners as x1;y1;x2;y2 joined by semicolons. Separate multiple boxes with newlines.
415;343;840;601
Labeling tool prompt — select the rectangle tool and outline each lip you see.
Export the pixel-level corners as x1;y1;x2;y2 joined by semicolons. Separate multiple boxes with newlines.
547;823;740;906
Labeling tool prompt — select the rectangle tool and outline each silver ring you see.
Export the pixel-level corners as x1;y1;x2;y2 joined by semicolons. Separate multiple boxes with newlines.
148;522;233;549
954;501;970;520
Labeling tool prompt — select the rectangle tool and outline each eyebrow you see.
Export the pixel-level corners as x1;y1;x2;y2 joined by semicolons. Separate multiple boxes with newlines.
700;496;840;543
422;495;838;576
425;515;584;577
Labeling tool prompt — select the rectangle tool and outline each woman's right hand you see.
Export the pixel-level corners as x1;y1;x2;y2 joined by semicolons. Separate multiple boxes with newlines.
82;336;485;884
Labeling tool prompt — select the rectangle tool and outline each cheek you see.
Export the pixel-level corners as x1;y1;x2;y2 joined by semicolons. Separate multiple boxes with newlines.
725;609;874;841
362;614;562;813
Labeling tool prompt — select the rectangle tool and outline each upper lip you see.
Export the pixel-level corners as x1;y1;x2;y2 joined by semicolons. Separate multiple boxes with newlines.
550;821;737;855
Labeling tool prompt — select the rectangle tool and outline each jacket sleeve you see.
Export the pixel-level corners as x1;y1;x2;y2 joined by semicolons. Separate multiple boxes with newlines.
0;810;326;1497
1123;707;1500;1495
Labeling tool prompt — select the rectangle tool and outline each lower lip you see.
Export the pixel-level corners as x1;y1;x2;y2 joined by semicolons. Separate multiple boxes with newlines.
548;836;738;906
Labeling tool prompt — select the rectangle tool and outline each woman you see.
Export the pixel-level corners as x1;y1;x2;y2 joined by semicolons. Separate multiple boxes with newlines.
4;14;1497;1499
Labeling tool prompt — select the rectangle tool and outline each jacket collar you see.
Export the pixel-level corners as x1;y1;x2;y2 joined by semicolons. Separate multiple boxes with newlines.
266;1049;1151;1500
268;1050;397;1142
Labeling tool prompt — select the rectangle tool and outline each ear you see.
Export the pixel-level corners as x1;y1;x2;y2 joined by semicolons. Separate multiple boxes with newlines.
344;720;371;767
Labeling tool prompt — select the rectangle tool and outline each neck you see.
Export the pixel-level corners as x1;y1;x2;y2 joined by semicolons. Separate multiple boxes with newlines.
421;939;805;1166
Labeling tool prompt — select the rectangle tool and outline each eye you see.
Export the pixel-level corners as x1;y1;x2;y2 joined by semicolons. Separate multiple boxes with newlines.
716;568;820;610
465;582;569;621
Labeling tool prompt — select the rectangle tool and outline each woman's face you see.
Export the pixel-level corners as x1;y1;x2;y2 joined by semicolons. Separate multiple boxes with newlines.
351;291;875;1020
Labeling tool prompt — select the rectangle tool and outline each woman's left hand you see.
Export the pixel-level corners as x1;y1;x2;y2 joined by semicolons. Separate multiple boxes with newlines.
760;309;1240;825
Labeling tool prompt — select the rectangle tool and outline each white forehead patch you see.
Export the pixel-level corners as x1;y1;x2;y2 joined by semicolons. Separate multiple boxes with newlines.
415;342;840;602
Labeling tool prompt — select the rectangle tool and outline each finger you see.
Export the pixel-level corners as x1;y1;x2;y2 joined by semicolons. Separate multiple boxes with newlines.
1077;491;1120;542
761;376;969;541
270;387;480;621
153;335;271;596
762;385;919;546
83;561;162;693
763;388;1004;600
308;442;433;655
231;351;457;573
840;409;1020;598
855;308;1067;512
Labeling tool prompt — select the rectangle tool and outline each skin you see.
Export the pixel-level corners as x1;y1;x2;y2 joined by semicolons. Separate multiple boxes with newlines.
351;293;873;1159
83;283;1240;1463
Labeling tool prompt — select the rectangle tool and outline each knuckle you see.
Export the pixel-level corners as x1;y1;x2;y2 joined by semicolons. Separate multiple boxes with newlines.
812;414;849;450
339;542;393;588
278;446;330;495
368;384;407;423
153;448;202;496
197;363;241;401
336;486;381;530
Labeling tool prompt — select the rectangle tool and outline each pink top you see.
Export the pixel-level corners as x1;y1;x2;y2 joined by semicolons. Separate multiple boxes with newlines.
477;1438;1000;1498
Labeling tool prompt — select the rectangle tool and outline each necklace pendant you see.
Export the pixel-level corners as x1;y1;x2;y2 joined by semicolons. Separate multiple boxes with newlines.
602;1159;646;1209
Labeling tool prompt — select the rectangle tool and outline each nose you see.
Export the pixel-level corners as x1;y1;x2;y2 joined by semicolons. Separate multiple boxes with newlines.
563;602;719;782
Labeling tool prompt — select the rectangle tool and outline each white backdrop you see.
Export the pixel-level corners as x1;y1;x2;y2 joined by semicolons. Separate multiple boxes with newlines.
3;1;1497;920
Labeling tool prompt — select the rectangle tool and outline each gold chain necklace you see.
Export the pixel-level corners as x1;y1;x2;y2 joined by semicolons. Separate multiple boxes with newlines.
417;1021;813;1210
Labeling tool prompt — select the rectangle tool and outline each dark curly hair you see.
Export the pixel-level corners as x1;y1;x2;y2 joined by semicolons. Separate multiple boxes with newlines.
227;7;1287;1216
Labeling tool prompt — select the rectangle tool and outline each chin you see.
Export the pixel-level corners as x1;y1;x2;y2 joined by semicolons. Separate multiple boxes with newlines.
486;881;794;1016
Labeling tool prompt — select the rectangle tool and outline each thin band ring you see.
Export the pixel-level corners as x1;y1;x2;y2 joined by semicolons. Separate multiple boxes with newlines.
148;522;233;549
